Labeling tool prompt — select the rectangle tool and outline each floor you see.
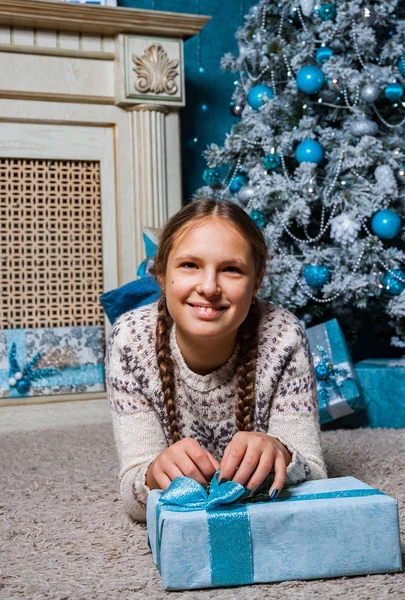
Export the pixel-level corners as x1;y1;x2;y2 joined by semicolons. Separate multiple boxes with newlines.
0;398;110;433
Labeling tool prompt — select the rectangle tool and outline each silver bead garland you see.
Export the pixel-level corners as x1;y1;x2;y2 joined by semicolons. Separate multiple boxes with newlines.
343;87;360;110
219;156;243;198
275;151;344;244
371;103;405;130
274;239;370;304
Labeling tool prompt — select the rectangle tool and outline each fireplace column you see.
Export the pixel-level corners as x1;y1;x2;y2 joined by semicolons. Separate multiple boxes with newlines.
127;103;171;261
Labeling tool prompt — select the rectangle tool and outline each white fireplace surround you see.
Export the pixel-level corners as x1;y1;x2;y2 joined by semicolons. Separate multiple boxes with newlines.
0;0;209;308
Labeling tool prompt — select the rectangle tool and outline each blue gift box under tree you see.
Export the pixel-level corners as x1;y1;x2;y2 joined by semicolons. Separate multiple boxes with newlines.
306;319;363;424
354;359;405;428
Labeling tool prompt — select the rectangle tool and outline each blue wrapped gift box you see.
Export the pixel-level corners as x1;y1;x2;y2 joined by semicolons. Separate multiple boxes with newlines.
306;319;363;424
0;326;105;398
355;359;405;428
147;475;402;591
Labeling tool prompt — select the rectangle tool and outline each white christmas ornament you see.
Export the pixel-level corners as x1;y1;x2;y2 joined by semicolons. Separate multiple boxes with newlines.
330;214;361;244
374;165;397;194
238;185;256;201
299;0;314;17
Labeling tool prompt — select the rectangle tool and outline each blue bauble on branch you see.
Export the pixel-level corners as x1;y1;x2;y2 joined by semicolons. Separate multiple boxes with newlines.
397;54;405;77
318;3;336;21
316;47;333;65
247;84;274;111
384;82;404;101
202;167;221;186
296;65;325;94
263;153;281;171
382;270;405;295
295;139;325;165
249;209;266;228
229;173;248;194
371;209;401;239
304;264;331;289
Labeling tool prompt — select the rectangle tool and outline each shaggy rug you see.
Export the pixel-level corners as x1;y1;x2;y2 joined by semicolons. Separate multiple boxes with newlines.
1;420;404;600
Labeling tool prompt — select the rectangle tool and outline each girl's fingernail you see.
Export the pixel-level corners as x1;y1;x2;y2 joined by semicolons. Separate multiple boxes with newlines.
270;488;278;500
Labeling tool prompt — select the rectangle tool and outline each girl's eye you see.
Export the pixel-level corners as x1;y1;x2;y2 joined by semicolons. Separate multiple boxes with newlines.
224;266;241;273
180;262;197;269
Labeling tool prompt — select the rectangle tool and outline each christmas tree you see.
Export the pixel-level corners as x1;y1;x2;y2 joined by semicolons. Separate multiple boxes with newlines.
196;0;405;350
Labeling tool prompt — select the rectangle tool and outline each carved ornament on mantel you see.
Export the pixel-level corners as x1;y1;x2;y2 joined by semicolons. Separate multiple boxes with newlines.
120;34;184;107
132;44;179;96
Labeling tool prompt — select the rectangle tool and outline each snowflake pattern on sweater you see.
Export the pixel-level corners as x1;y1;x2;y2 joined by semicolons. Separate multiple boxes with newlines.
106;300;327;522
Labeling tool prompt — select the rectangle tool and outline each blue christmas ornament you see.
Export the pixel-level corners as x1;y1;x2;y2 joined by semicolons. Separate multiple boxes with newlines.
247;84;274;111
318;3;336;20
296;65;325;94
303;264;331;289
202;167;221;186
371;209;401;239
316;46;333;65
384;82;404;101
229;173;248;194
263;153;281;170
16;379;30;394
295;139;325;165
315;363;332;381
249;209;266;228
382;270;405;295
397;54;405;77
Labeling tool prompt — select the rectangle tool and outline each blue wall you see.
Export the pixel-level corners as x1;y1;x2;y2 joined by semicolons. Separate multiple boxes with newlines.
118;0;257;200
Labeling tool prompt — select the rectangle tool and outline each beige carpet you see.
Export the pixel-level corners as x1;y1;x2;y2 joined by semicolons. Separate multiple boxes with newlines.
1;412;404;600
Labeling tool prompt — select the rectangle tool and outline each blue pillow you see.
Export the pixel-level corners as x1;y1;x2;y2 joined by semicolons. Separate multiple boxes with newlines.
100;276;161;324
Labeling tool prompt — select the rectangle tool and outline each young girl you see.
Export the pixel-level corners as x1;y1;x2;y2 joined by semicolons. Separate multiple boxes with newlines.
106;199;327;522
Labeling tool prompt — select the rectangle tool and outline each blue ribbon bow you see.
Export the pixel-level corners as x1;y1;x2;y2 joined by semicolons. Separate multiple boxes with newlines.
159;472;247;511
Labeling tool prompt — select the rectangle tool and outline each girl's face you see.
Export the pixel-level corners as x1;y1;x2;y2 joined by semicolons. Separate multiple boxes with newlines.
162;217;259;347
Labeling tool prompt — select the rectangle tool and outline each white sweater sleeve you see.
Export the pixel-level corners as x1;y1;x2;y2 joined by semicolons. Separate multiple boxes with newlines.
266;323;328;486
106;315;168;522
110;409;167;522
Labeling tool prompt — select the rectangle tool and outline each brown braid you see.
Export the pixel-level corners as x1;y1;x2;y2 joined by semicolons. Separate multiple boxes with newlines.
234;299;261;432
155;295;181;444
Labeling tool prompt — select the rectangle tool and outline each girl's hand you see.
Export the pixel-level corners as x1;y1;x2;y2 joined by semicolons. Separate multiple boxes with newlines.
146;437;220;491
219;432;292;497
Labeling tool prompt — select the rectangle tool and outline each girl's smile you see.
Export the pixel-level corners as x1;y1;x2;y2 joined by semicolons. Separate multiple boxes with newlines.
160;217;259;373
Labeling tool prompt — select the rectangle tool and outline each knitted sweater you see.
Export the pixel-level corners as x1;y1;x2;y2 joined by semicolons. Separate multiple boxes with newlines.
106;300;327;522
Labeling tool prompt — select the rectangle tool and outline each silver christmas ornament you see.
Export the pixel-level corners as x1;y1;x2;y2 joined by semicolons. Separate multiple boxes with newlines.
299;0;314;17
360;84;380;104
302;181;318;198
330;213;361;245
362;6;375;25
238;184;256;201
349;118;378;136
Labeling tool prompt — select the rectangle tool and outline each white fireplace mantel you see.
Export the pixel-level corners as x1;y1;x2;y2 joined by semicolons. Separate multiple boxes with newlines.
0;0;210;289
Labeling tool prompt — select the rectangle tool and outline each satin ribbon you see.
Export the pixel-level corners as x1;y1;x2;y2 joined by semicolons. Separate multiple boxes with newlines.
156;473;253;586
155;473;385;587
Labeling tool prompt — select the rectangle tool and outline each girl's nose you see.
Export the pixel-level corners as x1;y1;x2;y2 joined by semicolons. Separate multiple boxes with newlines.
198;271;220;296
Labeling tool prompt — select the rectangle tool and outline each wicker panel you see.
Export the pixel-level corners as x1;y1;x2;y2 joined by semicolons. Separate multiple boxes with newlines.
1;158;104;329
